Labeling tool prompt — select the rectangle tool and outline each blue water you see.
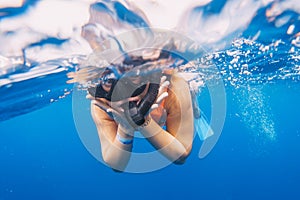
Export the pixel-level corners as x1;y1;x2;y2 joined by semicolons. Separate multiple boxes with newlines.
1;0;300;199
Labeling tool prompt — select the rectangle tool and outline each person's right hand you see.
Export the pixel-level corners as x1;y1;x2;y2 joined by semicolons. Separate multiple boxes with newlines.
87;94;136;134
106;106;136;134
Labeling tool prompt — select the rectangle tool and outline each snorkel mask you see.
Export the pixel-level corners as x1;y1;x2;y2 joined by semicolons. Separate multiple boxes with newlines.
88;65;162;126
88;65;124;101
87;43;185;102
88;65;161;102
88;58;163;126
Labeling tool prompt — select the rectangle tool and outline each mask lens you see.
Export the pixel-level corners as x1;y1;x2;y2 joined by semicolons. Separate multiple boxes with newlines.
101;69;119;86
102;78;115;86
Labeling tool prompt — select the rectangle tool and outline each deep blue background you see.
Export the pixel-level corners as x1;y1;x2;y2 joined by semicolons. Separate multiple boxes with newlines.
1;0;300;199
1;81;299;200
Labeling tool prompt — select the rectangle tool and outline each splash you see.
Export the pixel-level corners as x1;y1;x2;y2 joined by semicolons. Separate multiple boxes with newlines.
0;56;83;121
193;38;300;86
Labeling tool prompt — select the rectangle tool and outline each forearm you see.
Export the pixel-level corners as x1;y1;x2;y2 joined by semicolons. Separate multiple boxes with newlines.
91;103;135;171
103;126;134;171
139;117;189;163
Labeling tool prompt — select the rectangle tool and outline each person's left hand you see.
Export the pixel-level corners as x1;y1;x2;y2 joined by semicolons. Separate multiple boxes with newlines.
148;75;169;112
125;75;170;126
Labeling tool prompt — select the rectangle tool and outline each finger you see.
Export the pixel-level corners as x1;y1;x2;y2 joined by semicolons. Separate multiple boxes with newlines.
161;80;170;89
147;103;159;115
86;94;94;100
106;108;120;117
160;76;167;84
107;108;124;122
116;107;124;113
156;92;168;104
158;81;170;95
107;107;126;118
150;104;159;110
110;102;125;113
106;108;115;114
92;100;110;111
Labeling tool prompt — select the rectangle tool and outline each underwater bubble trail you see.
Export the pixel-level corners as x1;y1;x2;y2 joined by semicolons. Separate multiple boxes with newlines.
233;85;277;154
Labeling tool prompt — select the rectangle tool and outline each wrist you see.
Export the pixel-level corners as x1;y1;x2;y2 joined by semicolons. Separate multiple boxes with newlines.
118;125;134;139
140;115;152;128
116;132;133;145
117;125;134;145
138;116;162;138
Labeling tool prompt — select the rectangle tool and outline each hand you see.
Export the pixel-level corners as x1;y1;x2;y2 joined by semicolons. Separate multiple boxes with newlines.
107;105;136;134
126;76;169;126
149;76;169;112
87;93;136;134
